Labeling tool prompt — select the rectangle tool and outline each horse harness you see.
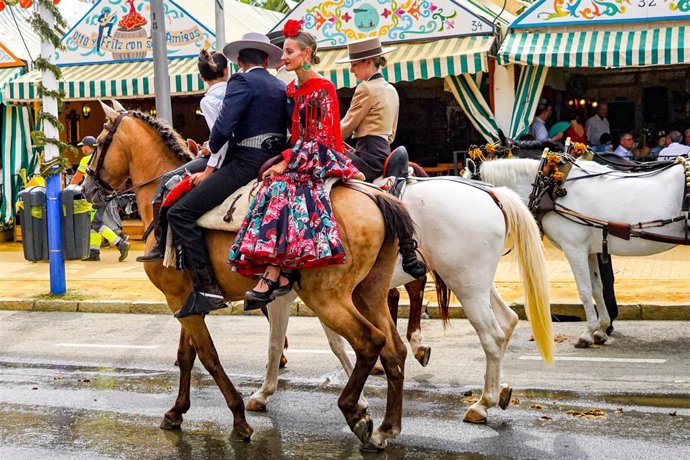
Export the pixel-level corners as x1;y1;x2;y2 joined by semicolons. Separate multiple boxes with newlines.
86;110;177;201
525;148;690;259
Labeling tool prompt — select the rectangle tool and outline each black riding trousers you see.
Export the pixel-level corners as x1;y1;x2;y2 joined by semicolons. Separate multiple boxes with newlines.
167;148;274;269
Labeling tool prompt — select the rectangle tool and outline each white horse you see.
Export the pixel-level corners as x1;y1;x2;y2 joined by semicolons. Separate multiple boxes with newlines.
476;157;687;347
250;178;554;425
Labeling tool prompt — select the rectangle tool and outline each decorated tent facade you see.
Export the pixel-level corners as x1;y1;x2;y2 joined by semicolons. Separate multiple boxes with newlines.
496;1;690;140
269;0;511;159
0;42;30;228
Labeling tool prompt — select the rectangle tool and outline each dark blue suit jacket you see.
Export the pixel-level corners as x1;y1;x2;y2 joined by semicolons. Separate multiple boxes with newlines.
208;68;290;156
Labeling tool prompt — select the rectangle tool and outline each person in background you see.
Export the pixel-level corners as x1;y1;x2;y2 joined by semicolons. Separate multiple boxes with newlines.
684;128;690;146
339;37;398;181
593;132;613;153
613;131;634;160
70;136;130;262
528;100;563;144
632;132;652;160
585;103;609;146
650;130;668;158
657;130;690;159
564;109;587;143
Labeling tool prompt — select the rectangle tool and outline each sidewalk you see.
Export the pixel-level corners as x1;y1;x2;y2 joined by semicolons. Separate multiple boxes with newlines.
1;239;689;318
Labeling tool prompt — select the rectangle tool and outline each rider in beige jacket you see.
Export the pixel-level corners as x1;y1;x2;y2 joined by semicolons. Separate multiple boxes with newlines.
339;37;399;181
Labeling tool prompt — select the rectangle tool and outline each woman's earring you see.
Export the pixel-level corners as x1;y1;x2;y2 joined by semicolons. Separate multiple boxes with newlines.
301;60;312;70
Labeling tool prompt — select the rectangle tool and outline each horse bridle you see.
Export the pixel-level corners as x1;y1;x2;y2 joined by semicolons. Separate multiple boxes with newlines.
86;111;128;197
86;110;176;201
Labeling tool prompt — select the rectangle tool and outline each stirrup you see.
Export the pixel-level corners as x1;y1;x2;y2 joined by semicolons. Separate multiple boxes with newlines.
174;291;227;318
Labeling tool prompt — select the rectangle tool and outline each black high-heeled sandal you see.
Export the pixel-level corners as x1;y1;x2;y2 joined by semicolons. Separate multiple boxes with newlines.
273;271;302;297
245;275;280;302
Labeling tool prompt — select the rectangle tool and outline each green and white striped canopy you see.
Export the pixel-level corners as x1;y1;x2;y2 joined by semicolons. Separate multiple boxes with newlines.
0;66;24;103
497;25;689;68
320;36;494;88
4;58;239;103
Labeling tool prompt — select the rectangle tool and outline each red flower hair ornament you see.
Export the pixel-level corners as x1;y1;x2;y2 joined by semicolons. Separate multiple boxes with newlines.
283;19;302;38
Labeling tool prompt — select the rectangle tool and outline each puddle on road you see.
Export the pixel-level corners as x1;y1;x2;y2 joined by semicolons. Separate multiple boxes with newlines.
0;404;501;460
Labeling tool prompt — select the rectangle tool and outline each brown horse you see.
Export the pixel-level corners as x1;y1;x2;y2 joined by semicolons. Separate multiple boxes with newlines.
82;101;424;450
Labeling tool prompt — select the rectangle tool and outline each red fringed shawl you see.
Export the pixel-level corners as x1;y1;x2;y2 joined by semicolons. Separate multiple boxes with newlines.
283;78;344;161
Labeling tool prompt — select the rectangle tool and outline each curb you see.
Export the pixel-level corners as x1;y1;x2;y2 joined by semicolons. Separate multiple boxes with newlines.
1;299;690;320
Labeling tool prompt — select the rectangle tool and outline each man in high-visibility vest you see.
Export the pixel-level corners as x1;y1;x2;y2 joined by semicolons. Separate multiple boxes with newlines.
70;136;130;262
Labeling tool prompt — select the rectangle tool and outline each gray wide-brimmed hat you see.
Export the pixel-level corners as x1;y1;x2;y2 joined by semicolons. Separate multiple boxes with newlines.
336;37;397;64
223;32;283;67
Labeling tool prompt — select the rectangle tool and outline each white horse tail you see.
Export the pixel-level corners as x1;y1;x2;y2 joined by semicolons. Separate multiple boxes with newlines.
491;186;554;365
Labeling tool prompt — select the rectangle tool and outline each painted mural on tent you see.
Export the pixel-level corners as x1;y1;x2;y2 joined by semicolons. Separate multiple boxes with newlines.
56;0;214;66
0;43;24;68
271;0;495;49
513;0;690;28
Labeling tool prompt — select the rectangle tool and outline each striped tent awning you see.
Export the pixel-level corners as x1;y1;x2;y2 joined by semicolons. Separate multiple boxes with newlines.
0;66;24;103
497;26;689;68
3;58;237;103
320;36;494;88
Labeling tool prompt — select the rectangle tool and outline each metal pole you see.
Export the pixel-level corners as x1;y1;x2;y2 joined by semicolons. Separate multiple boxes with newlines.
40;4;65;295
215;0;225;51
150;0;172;123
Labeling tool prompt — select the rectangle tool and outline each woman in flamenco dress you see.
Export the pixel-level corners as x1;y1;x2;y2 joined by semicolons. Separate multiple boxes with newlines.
228;21;362;304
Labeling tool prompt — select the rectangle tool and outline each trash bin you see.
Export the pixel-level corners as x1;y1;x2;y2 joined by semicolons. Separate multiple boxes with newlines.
17;186;48;262
61;187;92;260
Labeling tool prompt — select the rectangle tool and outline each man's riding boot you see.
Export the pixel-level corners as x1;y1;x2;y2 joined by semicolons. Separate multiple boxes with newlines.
137;201;164;262
175;266;228;318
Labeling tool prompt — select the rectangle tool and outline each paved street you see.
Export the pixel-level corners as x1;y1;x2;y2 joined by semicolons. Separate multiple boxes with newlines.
0;312;688;458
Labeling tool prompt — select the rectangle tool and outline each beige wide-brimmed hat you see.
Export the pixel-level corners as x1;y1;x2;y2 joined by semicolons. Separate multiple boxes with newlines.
223;32;284;67
336;37;397;64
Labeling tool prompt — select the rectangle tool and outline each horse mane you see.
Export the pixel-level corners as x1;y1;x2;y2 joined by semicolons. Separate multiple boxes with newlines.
127;110;193;163
480;158;539;190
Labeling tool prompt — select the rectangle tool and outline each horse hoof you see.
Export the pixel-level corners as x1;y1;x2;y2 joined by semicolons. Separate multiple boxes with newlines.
574;338;593;349
279;353;288;369
362;439;387;452
415;346;431;367
463;409;487;424
160;416;182;431
353;417;373;444
246;399;267;412
498;386;513;410
606;325;614;336
230;428;253;443
593;335;608;345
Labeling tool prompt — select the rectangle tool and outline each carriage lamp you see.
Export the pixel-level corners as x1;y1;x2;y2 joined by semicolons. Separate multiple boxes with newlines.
82;104;91;118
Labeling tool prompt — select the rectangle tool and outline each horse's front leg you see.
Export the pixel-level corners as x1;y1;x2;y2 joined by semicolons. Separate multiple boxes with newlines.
179;315;253;441
247;294;295;412
588;254;611;344
161;328;196;430
562;246;600;348
405;275;430;367
321;322;369;410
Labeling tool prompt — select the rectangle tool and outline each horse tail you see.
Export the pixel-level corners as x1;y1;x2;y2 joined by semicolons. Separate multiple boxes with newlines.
372;192;427;279
432;270;450;328
491;186;554;365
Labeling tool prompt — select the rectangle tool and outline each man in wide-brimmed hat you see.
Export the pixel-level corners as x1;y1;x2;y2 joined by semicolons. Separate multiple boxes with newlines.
166;32;291;318
339;36;399;181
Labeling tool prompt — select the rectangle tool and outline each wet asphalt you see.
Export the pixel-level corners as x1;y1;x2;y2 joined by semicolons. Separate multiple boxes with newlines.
0;312;688;459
